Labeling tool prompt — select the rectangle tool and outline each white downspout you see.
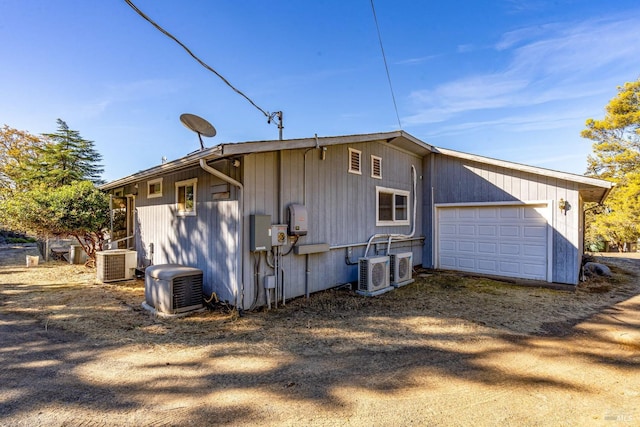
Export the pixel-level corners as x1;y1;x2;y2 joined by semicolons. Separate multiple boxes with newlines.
199;158;245;309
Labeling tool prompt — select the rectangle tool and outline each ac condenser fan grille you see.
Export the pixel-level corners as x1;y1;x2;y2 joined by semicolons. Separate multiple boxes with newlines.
398;257;409;280
172;275;203;309
371;262;386;288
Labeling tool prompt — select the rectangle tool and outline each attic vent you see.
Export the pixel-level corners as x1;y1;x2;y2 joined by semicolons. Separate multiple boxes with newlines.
371;155;382;179
348;148;362;175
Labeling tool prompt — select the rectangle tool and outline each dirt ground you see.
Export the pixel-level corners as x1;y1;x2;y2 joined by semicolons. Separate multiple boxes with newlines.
1;245;639;426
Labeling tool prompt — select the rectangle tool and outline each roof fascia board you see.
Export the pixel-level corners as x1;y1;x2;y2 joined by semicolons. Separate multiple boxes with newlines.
435;147;613;189
100;147;223;190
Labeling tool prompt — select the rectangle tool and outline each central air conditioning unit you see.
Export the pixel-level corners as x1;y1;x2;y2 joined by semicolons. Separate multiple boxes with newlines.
390;252;414;287
144;264;203;315
96;249;137;283
357;256;392;296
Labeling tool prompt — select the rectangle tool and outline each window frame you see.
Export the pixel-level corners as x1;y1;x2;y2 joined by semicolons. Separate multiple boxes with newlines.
147;178;163;199
175;178;197;217
371;155;382;179
348;148;362;175
375;186;410;226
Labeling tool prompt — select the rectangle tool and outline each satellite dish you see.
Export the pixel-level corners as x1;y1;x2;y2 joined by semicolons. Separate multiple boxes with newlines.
180;113;216;149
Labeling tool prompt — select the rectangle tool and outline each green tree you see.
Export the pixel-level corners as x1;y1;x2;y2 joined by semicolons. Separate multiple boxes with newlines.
35;119;105;186
0;125;46;196
588;173;640;251
0;181;111;262
582;79;640;180
582;78;640;250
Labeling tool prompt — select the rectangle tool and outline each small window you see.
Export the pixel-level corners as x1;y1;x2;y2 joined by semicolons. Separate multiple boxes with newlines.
147;178;163;199
371;155;382;179
175;178;197;216
376;186;410;226
348;148;362;175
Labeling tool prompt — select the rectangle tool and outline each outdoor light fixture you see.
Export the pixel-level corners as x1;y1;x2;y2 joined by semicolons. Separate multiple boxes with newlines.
559;198;567;214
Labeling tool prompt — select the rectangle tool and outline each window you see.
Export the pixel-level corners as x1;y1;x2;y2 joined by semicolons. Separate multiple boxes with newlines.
376;186;410;226
348;148;362;175
371;155;382;179
175;178;197;216
147;178;163;198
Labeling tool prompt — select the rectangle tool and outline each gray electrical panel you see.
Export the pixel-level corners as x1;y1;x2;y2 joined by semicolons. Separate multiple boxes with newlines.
288;204;308;236
250;214;271;252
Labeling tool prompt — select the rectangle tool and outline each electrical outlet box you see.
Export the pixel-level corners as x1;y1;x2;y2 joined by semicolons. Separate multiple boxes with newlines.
250;214;271;252
271;224;288;246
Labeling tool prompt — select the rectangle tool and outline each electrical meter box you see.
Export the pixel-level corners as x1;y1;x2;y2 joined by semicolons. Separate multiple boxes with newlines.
287;204;308;236
271;224;288;246
250;214;271;252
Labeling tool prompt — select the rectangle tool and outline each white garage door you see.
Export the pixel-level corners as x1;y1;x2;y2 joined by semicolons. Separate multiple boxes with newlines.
437;204;549;281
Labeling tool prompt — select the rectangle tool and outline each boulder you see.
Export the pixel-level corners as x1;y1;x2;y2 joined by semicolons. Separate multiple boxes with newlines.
583;262;612;278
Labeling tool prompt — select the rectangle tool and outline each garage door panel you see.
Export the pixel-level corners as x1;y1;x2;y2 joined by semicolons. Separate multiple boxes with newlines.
499;261;520;274
477;259;498;272
500;226;520;237
523;244;546;257
457;258;475;269
458;225;476;236
478;208;498;219
523;263;546;276
478;242;497;254
499;243;520;255
478;225;497;236
459;241;475;252
524;225;546;239
499;207;520;219
438;205;548;281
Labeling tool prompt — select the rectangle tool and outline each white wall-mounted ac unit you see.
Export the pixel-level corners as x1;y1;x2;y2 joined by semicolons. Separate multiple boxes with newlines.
145;264;203;315
357;256;391;296
96;249;137;283
390;252;414;287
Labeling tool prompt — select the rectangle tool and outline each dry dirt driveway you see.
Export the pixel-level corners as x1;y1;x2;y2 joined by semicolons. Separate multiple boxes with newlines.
0;245;639;426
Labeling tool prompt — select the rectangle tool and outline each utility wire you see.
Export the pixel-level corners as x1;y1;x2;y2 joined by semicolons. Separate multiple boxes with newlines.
123;0;270;119
370;0;402;129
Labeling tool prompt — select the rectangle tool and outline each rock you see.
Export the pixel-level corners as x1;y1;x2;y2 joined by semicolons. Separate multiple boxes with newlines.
583;262;612;278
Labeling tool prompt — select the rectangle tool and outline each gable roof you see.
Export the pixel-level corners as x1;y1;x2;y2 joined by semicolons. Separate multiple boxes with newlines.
434;147;614;203
101;130;614;204
101;131;433;190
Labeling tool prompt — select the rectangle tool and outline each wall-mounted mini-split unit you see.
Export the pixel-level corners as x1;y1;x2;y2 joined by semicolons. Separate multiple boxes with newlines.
357;256;392;296
389;252;414;287
144;264;204;315
96;249;137;283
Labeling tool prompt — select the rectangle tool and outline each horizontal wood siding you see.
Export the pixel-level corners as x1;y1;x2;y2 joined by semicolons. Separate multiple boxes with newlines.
243;141;424;308
427;154;581;284
133;162;240;305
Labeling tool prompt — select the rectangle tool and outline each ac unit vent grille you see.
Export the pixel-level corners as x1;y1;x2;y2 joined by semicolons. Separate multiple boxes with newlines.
172;274;203;310
102;253;125;281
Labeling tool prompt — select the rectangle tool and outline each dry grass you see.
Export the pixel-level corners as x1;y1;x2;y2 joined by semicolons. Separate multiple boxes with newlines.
2;249;640;349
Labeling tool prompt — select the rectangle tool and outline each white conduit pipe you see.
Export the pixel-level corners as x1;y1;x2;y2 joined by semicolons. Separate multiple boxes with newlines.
200;158;245;309
364;165;417;258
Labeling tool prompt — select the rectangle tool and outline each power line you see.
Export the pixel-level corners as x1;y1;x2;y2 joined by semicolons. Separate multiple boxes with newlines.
123;0;277;123
370;0;402;129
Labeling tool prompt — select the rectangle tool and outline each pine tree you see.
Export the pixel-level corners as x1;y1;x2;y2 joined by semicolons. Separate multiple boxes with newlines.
35;119;105;187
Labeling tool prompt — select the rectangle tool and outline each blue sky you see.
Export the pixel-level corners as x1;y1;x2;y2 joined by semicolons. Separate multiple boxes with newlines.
2;1;639;181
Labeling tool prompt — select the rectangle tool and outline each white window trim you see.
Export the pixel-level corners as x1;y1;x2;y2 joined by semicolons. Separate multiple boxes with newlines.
175;178;197;216
371;155;382;179
348;148;362;175
147;177;163;199
376;186;410;226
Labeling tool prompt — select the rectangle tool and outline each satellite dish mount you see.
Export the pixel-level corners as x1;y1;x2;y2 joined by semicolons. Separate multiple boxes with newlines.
180;113;217;150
